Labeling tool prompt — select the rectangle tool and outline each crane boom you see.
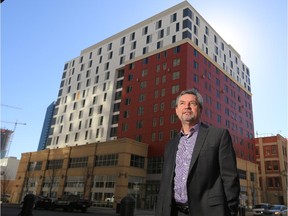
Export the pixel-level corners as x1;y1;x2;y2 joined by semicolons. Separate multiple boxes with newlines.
0;104;22;110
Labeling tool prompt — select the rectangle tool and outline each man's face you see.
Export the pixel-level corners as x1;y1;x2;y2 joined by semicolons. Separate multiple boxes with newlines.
175;94;201;124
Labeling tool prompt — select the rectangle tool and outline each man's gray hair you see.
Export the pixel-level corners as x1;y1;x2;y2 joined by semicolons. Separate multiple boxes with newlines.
175;88;203;110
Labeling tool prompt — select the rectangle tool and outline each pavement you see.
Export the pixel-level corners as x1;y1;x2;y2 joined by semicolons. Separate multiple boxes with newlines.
1;203;254;216
1;203;155;216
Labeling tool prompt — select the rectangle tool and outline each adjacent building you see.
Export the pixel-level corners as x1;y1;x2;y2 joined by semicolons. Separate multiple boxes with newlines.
37;101;55;150
11;138;148;207
0;157;20;199
255;134;287;205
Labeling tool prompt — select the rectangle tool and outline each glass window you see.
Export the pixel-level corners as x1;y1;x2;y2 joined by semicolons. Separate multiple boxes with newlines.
69;157;88;168
95;154;118;166
130;154;145;168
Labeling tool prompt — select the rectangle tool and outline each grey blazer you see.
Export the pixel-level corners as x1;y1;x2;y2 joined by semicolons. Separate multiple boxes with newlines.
155;123;240;216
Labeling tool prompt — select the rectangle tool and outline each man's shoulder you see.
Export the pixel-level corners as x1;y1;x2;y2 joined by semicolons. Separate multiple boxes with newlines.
200;123;228;133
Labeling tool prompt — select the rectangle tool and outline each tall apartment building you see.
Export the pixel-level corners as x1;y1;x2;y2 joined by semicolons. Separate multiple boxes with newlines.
45;1;256;206
47;0;253;157
255;134;287;205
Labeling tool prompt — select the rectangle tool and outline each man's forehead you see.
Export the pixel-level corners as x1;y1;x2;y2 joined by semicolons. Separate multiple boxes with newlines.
179;94;196;99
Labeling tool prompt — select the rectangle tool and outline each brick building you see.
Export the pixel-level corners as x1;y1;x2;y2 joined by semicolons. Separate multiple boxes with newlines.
255;134;287;205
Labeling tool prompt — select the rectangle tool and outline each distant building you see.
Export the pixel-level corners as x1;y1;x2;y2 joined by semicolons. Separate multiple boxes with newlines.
0;157;20;199
37;101;55;151
0;129;14;159
255;134;287;205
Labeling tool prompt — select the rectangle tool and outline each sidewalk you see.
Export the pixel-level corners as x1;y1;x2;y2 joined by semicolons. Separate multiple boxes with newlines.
90;206;155;216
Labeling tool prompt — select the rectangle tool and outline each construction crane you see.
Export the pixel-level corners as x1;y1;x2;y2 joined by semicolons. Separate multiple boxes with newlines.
1;104;26;157
1;121;27;157
0;104;22;110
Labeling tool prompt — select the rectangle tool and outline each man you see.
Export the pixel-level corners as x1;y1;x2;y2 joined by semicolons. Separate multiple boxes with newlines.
156;89;240;216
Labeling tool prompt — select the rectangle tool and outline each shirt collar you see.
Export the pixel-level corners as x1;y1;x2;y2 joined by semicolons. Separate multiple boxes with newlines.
180;123;200;137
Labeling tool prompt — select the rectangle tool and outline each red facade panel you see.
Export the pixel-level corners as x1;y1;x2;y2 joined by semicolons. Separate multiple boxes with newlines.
118;42;255;161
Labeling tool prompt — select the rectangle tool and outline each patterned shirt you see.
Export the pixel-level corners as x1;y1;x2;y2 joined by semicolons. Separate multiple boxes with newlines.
174;124;199;203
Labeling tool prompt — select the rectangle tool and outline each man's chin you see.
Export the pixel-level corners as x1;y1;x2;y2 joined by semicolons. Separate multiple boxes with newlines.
182;117;194;122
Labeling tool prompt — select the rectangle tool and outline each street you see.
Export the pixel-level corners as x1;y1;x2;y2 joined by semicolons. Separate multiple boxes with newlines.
1;204;254;216
1;205;121;216
1;204;155;216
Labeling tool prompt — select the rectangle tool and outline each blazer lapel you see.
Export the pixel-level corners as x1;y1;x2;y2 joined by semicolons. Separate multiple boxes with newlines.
188;123;209;172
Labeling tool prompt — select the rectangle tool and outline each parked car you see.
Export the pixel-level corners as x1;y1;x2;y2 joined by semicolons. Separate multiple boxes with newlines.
34;196;52;209
105;195;114;203
20;195;52;210
263;204;287;216
281;209;288;216
51;194;91;213
1;194;10;203
253;203;272;216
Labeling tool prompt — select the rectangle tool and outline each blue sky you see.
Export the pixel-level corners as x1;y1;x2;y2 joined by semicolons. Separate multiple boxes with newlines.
1;0;287;159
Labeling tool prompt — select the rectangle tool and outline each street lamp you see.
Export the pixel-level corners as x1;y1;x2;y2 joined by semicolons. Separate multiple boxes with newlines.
133;182;140;214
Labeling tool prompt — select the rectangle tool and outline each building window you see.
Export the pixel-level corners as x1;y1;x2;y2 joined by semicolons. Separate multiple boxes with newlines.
120;36;125;45
153;104;158;112
95;154;118;167
171;13;177;22
173;58;180;67
157;41;163;49
156;20;162;29
107;43;112;51
99;116;104;126
172;35;176;43
142;26;148;35
146;35;152;44
28;161;42;171
130;154;145;168
130;32;135;41
183;19;192;30
183;8;193;19
110;127;117;137
93;176;104;188
136;120;143;129
111;115;119;124
147;157;163;174
47;160;63;169
174;46;180;53
182;30;192;40
172;85;180;94
138;106;144;116
266;177;281;188
237;169;246;180
69;157;88;168
158;29;164;39
265;161;279;172
264;145;278;157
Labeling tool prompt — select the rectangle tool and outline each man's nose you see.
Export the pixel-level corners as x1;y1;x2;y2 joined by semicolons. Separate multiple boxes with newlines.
185;103;191;108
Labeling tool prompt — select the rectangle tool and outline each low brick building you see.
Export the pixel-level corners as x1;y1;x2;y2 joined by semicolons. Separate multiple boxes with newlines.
11;138;148;208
